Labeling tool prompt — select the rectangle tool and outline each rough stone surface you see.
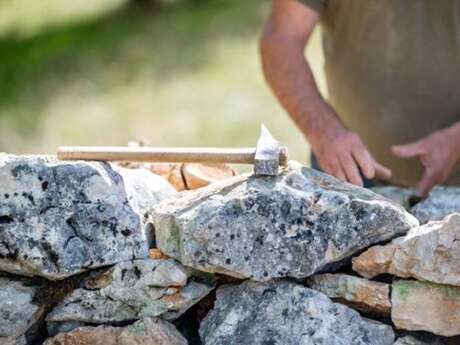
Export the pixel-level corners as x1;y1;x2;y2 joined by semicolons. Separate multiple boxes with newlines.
371;186;417;209
154;161;418;281
145;163;186;192
182;163;235;190
117;140;187;192
2;336;26;345
411;186;460;224
46;259;214;330
0;154;176;280
307;273;391;314
392;280;460;337
200;280;394;345
353;214;460;286
393;336;444;345
0;276;45;343
168;167;187;192
43;317;188;345
120;161;235;192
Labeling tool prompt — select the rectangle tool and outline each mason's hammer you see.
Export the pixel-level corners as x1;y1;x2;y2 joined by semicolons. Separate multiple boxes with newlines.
57;125;288;176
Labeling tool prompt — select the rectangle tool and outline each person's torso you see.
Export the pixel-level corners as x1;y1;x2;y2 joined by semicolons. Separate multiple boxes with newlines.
320;0;460;186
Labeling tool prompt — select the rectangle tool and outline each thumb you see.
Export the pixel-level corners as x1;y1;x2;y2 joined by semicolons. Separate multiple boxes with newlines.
392;140;426;159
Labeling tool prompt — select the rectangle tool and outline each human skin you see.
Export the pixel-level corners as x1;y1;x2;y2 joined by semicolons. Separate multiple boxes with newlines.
393;122;460;197
260;0;460;196
260;0;392;187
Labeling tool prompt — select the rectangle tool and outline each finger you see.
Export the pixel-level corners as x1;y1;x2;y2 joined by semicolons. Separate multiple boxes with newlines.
392;141;426;159
351;146;375;179
340;153;363;187
318;159;347;182
373;161;392;180
334;166;347;182
416;168;441;198
326;159;347;182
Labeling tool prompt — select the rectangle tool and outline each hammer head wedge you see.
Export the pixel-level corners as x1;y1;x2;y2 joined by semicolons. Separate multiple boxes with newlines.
254;124;280;176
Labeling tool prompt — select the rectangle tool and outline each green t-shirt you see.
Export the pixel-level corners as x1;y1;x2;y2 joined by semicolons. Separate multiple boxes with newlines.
299;0;460;186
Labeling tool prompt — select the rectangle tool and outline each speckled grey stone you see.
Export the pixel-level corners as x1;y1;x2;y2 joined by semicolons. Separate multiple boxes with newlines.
2;336;26;345
371;186;417;209
411;186;460;224
154;161;418;281
200;280;394;345
0;277;45;344
46;259;214;332
0;154;176;280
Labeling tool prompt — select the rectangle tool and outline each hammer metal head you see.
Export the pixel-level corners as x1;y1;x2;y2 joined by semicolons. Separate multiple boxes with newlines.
254;124;280;176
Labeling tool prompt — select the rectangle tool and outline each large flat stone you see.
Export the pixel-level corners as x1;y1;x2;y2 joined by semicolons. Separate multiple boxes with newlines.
200;280;394;345
411;187;460;224
46;259;214;331
154;161;418;281
307;273;391;315
392;280;460;337
0;154;176;280
43;317;188;345
353;214;460;286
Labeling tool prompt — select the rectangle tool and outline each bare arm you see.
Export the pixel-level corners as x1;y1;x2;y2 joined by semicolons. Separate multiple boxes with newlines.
260;0;391;185
260;0;331;147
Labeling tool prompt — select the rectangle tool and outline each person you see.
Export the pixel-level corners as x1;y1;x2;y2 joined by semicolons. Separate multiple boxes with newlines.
260;0;460;197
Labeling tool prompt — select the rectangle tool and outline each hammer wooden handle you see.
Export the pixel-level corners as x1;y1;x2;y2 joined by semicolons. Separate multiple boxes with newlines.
58;146;259;164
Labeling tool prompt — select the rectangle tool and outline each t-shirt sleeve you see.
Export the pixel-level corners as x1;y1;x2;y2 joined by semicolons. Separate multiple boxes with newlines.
296;0;327;14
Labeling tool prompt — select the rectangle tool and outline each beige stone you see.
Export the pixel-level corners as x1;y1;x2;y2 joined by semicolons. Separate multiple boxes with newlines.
391;280;460;337
353;213;460;286
307;273;391;314
118;141;235;191
182;163;235;190
352;243;398;279
149;248;171;260
166;165;187;192
119;159;236;191
141;162;186;192
117;161;186;192
43;317;188;345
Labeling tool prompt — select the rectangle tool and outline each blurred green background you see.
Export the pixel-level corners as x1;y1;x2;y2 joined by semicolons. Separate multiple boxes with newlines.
0;0;325;164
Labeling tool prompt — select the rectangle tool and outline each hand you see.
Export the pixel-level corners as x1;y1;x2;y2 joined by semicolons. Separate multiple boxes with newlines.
392;123;460;198
310;119;392;187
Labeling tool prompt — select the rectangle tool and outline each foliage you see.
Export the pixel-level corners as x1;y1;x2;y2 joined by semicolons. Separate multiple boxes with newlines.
0;0;321;165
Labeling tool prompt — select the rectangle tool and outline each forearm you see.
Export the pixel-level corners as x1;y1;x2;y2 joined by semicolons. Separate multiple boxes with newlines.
260;33;341;143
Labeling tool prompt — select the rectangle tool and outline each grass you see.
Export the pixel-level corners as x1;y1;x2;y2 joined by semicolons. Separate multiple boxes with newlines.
0;0;325;165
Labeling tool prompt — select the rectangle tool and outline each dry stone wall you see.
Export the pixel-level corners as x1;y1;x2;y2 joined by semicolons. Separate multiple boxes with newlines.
1;154;460;344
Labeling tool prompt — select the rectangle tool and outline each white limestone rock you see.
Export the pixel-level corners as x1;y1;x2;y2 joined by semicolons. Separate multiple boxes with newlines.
0;154;176;280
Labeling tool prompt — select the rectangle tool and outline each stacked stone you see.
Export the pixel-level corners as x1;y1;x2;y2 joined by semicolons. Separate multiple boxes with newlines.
118;161;236;192
0;154;213;345
2;154;460;345
352;188;460;338
152;161;460;344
